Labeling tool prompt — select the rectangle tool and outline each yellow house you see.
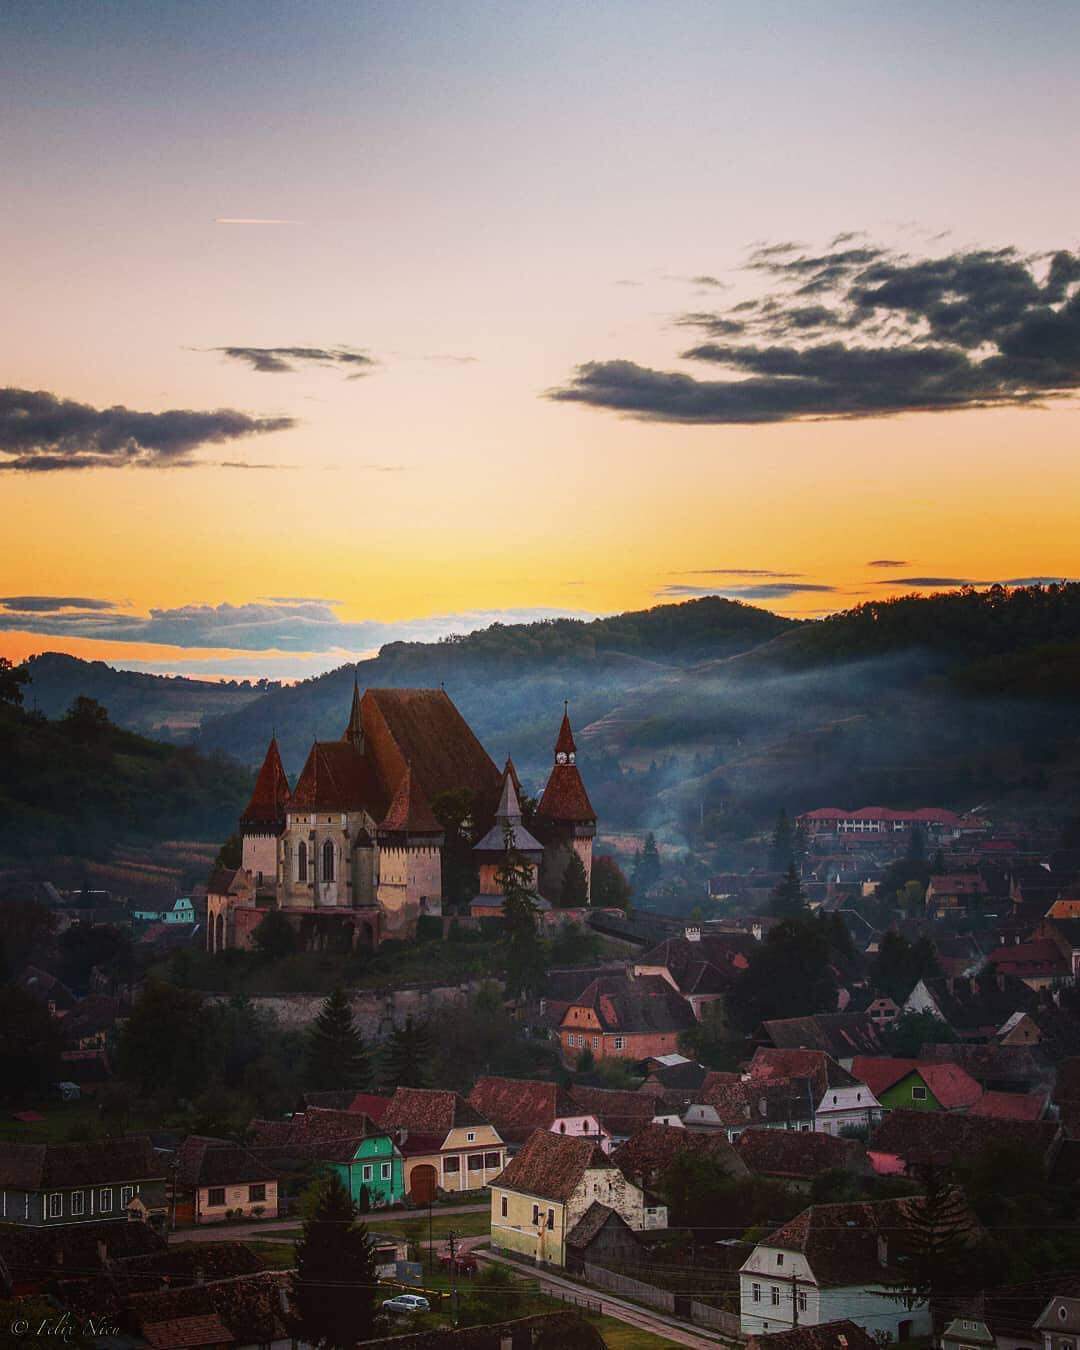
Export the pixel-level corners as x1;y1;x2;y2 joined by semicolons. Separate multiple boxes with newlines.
175;1137;280;1226
381;1088;506;1203
490;1128;665;1267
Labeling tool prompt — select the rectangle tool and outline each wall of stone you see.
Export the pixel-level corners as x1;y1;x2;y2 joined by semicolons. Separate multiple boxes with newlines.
205;979;491;1039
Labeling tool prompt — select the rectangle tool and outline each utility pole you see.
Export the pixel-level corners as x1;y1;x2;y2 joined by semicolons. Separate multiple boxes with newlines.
790;1269;800;1328
447;1230;458;1327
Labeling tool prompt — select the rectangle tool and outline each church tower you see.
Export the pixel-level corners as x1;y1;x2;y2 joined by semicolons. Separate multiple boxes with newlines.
240;735;291;891
535;707;597;902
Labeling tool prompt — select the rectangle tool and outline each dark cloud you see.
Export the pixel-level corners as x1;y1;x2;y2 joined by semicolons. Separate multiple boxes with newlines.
211;346;376;377
0;388;293;472
549;239;1080;424
0;596;118;613
866;560;910;568
690;275;726;288
657;582;835;601
876;575;1075;589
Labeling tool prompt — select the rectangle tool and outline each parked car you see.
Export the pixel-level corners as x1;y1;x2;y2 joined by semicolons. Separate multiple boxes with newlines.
382;1294;431;1315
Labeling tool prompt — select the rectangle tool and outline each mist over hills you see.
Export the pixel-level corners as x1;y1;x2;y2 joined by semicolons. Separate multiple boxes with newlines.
18;587;1080;848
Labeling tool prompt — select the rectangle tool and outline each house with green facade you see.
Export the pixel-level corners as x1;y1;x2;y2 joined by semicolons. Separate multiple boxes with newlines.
851;1057;983;1113
324;1130;405;1209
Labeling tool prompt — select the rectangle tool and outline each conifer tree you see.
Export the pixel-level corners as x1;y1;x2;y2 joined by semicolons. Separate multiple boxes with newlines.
381;1014;434;1089
292;1172;378;1348
893;1165;971;1309
768;810;794;871
496;826;546;1000
632;833;661;895
768;861;806;917
559;853;589;908
305;987;370;1090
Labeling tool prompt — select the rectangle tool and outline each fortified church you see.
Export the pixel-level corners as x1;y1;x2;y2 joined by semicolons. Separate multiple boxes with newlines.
207;685;596;953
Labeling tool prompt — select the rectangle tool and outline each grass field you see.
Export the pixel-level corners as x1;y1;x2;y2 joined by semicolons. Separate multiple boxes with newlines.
365;1209;491;1242
587;1315;683;1350
0;1100;163;1144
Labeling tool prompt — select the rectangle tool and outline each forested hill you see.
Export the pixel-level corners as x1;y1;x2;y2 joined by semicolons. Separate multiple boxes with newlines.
194;597;797;775
0;697;251;861
25;652;263;739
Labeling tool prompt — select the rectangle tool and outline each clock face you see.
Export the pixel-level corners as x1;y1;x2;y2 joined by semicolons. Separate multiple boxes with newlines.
557;752;567;764
568;752;576;764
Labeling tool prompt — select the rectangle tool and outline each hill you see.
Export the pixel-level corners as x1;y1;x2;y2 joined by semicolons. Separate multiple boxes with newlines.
0;697;251;865
192;597;797;779
24;652;264;738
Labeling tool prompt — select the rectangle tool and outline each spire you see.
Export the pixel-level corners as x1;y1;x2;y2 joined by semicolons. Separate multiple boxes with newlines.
344;674;364;749
496;759;523;825
554;705;576;763
241;735;291;830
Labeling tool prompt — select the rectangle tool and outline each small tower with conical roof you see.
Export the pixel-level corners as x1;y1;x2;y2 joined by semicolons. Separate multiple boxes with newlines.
344;674;364;750
535;706;597;903
240;735;291;891
473;758;544;898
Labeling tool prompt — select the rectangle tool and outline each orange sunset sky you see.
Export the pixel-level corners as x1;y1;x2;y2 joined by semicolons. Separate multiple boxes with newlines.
2;2;1079;680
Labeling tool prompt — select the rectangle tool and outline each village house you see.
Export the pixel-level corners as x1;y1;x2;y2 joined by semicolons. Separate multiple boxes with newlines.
757;1014;885;1068
682;1076;817;1141
941;1319;998;1350
557;973;697;1065
746;1320;880;1350
926;874;990;917
250;1107;405;1209
611;1121;748;1191
381;1087;506;1202
1035;1295;1080;1350
174;1137;280;1225
564;1203;643;1274
490;1128;666;1268
468;1076;576;1147
903;975;1038;1042
747;1049;884;1135
986;941;1071;990
567;1086;674;1143
739;1197;956;1340
850;1058;984;1113
126;1270;294;1350
0;1137;166;1229
631;934;750;1018
735;1129;871;1192
869;1109;1062;1177
797;807;968;840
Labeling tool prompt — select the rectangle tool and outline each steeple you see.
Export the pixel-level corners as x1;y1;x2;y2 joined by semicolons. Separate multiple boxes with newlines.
343;674;364;750
495;758;523;826
554;704;576;765
240;735;291;832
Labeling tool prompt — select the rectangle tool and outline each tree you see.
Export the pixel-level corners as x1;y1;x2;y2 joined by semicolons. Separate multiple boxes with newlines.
115;980;215;1102
63;695;111;739
213;833;243;873
632;833;662;896
0;985;63;1103
0;656;29;707
769;810;794;871
768;862;806;918
559;853;589;908
0;896;55;977
727;915;840;1032
893;1166;972;1309
870;931;941;1004
252;909;298;961
306;988;370;1090
381;1015;433;1089
905;823;928;865
293;1172;378;1348
58;921;133;993
431;787;480;909
591;854;632;910
497;826;546;1001
886;1010;956;1057
678;999;741;1071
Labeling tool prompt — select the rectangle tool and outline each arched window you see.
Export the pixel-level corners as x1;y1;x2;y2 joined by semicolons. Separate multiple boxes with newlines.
215;912;224;953
298;841;308;882
322;839;335;882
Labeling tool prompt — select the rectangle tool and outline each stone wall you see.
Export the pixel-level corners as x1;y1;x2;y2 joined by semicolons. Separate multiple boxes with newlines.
205;979;490;1039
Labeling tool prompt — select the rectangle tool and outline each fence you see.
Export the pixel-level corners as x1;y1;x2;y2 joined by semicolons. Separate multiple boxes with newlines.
582;1263;676;1314
690;1300;743;1336
551;1288;603;1316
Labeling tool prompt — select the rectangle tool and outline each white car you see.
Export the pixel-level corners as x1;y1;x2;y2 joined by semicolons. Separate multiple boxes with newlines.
382;1294;431;1315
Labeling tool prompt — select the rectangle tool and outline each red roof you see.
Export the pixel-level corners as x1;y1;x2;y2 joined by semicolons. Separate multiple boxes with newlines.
378;766;441;835
987;941;1066;976
241;737;291;829
969;1090;1048;1121
291;739;385;813
538;764;595;824
467;1077;574;1142
349;1093;392;1122
849;1057;982;1109
555;710;576;757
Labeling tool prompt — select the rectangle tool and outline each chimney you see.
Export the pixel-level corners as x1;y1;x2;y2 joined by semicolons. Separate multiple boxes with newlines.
877;1233;889;1267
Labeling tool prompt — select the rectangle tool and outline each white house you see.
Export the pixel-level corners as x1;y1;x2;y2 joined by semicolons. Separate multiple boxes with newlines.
746;1049;883;1136
550;1113;614;1154
1035;1295;1080;1350
739;1199;935;1342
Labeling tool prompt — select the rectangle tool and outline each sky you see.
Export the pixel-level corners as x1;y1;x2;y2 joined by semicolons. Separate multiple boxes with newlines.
2;0;1079;680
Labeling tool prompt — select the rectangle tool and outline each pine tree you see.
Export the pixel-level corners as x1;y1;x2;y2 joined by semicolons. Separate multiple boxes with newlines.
769;810;794;871
894;1166;971;1309
381;1015;434;1088
591;855;632;910
305;988;370;1090
496;826;546;1000
292;1172;378;1348
559;853;589;908
768;861;806;917
632;833;661;895
906;823;928;865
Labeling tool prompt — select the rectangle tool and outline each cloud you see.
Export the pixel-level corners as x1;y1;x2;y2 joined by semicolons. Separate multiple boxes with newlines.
549;239;1080;424
878;574;1076;588
0;596;120;613
209;346;376;378
0;388;293;472
0;598;597;654
657;582;835;601
681;568;803;578
214;217;300;225
866;559;910;568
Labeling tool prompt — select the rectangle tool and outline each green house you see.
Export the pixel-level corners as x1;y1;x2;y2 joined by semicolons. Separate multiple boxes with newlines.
325;1131;405;1209
856;1058;983;1114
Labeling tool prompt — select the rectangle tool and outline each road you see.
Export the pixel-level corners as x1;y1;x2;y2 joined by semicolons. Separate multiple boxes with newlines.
479;1250;734;1350
167;1201;489;1245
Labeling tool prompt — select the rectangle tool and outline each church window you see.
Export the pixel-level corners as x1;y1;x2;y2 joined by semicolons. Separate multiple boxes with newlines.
322;839;335;882
298;842;308;882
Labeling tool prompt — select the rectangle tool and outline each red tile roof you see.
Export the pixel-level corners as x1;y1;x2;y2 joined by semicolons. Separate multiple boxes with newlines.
561;975;696;1036
494;1127;613;1203
849;1057;982;1109
537;763;596;824
468;1077;575;1142
568;1086;666;1135
290;739;385;814
176;1136;278;1189
612;1122;748;1186
736;1127;867;1181
555;711;577;757
969;1089;1049;1121
382;1087;489;1138
748;1048;858;1096
349;1092;392;1122
378;765;441;834
141;1313;235;1349
240;737;291;831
